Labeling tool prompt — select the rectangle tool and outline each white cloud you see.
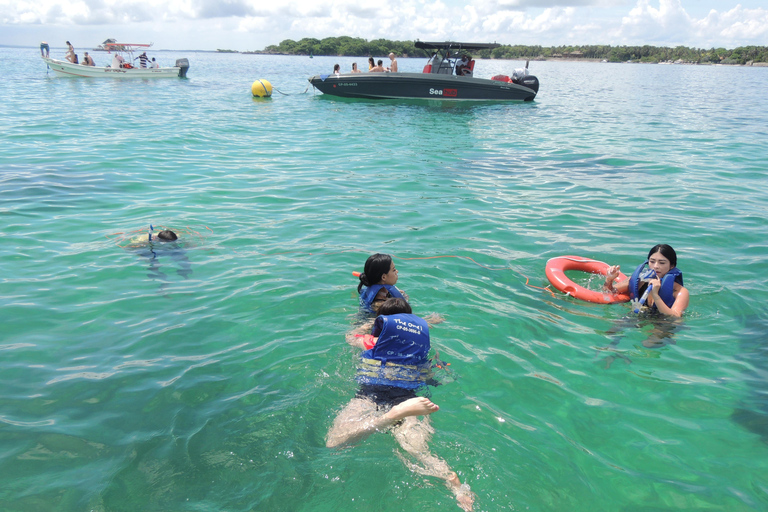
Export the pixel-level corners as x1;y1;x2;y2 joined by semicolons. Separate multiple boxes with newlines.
614;0;768;47
1;0;767;50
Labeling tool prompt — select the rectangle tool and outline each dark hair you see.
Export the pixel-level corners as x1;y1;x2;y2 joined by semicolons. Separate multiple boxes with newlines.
377;297;411;316
157;230;178;241
377;59;383;66
333;63;340;72
648;244;677;267
357;253;393;293
368;57;374;63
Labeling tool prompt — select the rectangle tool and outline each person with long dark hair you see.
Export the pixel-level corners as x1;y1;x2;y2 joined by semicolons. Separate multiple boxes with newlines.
604;244;689;317
356;253;408;312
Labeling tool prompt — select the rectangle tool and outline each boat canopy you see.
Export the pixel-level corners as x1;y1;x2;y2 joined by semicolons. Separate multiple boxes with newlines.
104;42;153;49
414;41;501;51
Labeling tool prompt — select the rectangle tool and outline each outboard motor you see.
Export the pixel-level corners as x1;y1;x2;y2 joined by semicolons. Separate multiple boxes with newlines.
518;75;539;94
175;58;190;78
510;63;539;94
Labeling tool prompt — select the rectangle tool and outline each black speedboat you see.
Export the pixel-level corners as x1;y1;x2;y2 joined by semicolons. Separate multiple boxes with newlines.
308;41;539;101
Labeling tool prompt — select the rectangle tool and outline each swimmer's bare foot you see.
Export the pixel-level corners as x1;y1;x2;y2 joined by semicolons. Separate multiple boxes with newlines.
384;397;439;422
447;472;475;511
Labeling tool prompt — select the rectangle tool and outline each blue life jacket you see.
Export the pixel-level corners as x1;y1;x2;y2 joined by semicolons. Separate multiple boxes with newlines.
356;313;431;389
359;284;406;312
629;261;684;309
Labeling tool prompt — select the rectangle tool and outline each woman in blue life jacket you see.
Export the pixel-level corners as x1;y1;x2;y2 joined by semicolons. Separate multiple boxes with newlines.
327;298;474;511
603;244;689;318
357;253;409;312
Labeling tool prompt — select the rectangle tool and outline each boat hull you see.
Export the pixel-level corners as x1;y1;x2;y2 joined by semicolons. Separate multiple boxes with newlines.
308;72;537;101
43;57;184;78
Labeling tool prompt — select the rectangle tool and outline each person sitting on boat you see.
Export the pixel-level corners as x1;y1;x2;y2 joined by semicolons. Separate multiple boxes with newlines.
112;53;125;69
135;52;150;68
370;59;386;72
151;58;159;69
65;41;75;62
388;52;398;72
40;42;50;58
456;54;472;76
603;244;689;317
351;62;362;73
368;57;375;70
327;297;475;511
333;63;341;76
82;52;95;66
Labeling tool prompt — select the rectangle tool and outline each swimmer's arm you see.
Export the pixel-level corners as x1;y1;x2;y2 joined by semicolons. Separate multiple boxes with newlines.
345;319;376;348
651;284;689;318
603;265;628;293
345;333;377;349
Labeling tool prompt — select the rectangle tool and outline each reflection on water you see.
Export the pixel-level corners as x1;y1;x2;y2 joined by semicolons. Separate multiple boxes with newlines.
598;312;685;368
732;315;768;443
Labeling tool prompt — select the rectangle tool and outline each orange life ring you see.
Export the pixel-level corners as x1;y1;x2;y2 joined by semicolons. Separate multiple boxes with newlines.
545;255;630;304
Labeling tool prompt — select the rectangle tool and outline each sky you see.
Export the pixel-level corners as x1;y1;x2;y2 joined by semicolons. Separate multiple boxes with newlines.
1;0;766;51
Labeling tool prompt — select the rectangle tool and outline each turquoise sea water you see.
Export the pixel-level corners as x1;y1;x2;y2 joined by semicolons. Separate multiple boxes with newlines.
1;47;768;511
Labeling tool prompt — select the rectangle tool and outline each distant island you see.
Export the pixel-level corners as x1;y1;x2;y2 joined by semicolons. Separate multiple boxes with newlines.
250;36;767;65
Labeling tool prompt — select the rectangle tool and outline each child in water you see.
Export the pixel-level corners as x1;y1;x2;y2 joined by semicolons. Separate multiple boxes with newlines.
357;253;408;312
328;297;474;511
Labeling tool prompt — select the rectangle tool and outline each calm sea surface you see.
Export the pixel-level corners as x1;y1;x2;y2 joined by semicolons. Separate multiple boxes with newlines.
1;47;767;511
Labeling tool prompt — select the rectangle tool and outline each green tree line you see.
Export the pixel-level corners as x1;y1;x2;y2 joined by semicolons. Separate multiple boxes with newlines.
261;37;768;64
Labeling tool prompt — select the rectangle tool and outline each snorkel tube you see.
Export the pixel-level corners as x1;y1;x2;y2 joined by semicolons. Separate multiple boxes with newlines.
148;224;154;242
631;268;656;313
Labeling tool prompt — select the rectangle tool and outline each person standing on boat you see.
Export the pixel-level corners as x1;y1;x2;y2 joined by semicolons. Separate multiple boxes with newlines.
82;52;95;66
135;52;150;68
370;59;386;72
40;42;50;57
65;41;75;63
388;52;398;72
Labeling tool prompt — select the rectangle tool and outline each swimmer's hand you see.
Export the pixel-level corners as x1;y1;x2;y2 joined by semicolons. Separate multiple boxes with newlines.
604;265;620;290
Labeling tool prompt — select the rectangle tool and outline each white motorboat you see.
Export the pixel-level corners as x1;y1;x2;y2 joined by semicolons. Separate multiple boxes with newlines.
43;43;189;78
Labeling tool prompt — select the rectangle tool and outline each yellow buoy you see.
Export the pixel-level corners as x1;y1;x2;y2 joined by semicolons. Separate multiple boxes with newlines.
251;79;273;98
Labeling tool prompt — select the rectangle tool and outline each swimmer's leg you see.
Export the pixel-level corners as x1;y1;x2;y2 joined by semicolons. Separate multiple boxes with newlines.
393;416;475;511
326;396;439;449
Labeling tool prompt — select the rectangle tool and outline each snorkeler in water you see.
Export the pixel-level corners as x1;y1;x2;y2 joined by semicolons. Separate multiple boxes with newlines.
328;298;474;511
604;244;689;318
122;225;192;285
597;244;689;365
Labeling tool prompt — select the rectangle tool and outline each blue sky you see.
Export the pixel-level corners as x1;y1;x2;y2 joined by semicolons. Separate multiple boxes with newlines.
1;0;766;51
